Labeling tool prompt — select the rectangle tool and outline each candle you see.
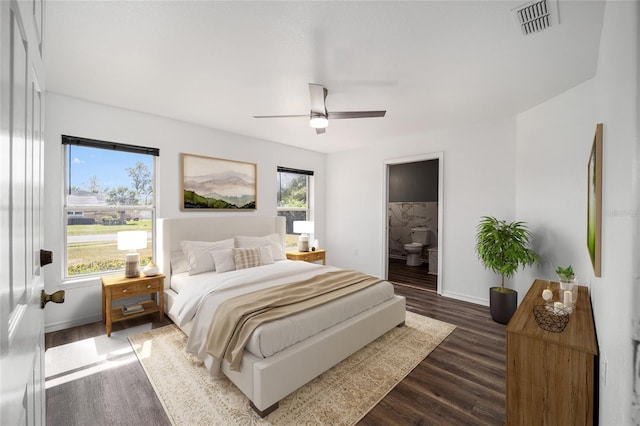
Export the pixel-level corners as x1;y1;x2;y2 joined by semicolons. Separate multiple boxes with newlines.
563;290;572;308
553;301;563;314
542;288;553;301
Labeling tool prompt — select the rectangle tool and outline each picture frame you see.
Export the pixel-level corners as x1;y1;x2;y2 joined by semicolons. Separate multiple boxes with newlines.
587;123;603;277
181;153;256;210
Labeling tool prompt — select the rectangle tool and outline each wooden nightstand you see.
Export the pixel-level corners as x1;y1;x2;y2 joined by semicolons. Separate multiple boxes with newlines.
101;273;165;337
286;249;326;265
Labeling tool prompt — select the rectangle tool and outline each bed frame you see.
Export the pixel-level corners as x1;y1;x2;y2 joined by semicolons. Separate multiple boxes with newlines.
157;215;406;416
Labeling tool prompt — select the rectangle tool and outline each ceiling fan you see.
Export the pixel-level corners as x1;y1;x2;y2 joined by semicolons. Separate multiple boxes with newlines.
253;83;386;134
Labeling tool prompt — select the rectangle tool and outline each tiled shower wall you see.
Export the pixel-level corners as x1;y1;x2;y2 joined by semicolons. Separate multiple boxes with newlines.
388;202;438;258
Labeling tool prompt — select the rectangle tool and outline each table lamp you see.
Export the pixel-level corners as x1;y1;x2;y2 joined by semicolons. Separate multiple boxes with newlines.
117;231;147;277
293;221;314;252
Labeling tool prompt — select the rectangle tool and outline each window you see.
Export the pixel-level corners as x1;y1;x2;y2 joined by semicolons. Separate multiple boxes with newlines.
62;135;158;278
276;167;314;249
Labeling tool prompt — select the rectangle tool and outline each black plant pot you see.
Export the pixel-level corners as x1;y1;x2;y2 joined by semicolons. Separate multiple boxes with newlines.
489;287;518;325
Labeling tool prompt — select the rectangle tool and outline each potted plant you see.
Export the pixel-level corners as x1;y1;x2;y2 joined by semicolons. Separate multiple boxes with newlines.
475;216;541;324
555;265;575;283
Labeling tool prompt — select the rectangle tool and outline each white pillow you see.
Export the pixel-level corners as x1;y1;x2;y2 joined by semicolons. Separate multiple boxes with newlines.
258;246;274;265
211;246;274;273
170;250;189;275
180;238;234;275
235;234;285;260
211;249;236;273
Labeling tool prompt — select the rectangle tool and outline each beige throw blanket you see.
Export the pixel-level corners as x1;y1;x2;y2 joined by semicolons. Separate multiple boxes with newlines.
206;269;382;371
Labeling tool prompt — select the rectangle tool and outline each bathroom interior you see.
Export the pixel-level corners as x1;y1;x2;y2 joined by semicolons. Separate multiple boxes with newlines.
387;159;439;291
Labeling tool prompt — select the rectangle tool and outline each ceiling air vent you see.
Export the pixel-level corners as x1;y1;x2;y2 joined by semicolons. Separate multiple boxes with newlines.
512;0;559;36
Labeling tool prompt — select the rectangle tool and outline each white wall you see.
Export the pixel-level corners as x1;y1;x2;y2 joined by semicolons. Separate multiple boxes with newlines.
43;93;326;331
591;2;638;423
516;2;639;423
515;80;596;289
325;117;516;305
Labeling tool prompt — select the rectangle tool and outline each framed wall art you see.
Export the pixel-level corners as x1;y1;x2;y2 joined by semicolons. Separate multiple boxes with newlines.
587;123;603;277
181;153;256;210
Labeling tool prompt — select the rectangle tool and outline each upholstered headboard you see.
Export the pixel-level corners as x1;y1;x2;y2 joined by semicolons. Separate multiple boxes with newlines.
157;216;286;277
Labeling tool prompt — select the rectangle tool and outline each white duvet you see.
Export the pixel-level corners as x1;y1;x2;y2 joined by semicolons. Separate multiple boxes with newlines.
168;260;395;375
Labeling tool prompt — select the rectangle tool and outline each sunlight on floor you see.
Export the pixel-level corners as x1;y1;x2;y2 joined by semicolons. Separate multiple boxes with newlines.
44;323;152;389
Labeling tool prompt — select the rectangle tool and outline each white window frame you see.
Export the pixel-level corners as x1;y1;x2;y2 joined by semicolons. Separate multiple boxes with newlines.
62;136;158;280
276;167;314;249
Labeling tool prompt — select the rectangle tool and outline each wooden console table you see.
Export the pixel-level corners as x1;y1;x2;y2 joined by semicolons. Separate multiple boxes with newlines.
506;279;597;425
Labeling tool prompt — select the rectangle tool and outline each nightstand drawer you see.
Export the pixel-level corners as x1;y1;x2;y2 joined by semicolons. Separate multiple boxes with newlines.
110;279;160;299
135;280;160;293
286;249;326;264
305;252;325;262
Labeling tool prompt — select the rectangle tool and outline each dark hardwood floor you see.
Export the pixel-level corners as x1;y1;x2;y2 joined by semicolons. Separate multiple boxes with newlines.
388;257;437;292
45;316;174;426
45;287;505;426
360;284;506;425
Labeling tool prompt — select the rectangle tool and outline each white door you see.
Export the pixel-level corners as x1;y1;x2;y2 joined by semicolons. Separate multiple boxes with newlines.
1;0;47;424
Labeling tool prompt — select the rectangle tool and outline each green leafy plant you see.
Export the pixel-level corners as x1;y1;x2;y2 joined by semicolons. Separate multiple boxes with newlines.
475;216;541;292
555;265;575;282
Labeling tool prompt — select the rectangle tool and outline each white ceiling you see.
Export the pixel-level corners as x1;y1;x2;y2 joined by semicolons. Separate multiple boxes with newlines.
44;1;605;154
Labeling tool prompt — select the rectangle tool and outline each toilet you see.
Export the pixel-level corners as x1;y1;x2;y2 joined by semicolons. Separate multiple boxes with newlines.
404;227;431;266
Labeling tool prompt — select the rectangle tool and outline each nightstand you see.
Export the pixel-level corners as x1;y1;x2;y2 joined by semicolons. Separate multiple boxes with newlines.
101;273;165;337
286;249;326;265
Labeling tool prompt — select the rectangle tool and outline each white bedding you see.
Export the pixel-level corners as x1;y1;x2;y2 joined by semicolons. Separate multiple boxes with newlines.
168;260;395;375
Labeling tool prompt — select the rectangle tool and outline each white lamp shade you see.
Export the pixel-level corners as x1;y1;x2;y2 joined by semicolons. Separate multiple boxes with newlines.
293;221;314;234
117;231;147;251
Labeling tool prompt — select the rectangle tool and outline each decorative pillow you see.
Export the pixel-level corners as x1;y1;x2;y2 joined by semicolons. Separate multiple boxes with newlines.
233;247;264;270
211;246;273;273
180;238;234;275
170;250;189;275
235;234;285;260
211;249;236;273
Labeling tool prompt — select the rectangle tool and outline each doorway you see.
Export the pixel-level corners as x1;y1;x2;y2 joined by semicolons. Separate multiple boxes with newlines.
383;153;443;294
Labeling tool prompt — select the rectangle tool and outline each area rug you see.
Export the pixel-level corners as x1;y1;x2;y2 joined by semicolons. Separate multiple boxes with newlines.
129;311;455;425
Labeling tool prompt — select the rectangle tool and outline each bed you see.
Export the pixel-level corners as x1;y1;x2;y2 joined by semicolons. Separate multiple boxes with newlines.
157;215;406;416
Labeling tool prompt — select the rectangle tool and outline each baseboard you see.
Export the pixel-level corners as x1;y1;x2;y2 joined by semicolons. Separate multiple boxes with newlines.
45;313;103;333
441;290;489;307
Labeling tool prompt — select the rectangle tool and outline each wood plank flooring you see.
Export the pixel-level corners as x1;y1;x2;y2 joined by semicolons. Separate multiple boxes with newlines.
360;283;506;425
45;286;505;426
45;316;174;426
388;257;437;292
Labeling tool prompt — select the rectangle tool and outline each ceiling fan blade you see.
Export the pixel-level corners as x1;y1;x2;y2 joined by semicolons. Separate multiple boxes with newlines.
327;111;386;119
252;114;308;119
308;83;327;115
315;127;326;135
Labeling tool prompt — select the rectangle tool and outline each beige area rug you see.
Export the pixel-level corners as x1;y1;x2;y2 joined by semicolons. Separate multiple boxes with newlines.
129;311;455;425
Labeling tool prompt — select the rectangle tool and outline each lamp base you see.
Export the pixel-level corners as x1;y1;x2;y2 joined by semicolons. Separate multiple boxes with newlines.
297;234;310;252
125;252;140;278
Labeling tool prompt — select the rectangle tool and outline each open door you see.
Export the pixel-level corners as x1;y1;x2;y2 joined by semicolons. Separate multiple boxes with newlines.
383;153;444;294
0;0;50;424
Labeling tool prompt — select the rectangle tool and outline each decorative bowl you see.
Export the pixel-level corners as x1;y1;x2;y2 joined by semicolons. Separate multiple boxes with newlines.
533;304;570;333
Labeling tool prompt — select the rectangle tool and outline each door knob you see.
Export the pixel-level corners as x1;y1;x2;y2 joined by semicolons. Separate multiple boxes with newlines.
41;290;65;309
40;249;53;266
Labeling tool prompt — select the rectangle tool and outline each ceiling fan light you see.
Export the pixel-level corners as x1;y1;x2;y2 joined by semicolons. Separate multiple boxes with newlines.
310;116;328;129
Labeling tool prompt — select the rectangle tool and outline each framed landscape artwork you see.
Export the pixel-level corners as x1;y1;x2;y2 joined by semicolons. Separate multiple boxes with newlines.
181;153;257;210
587;123;603;277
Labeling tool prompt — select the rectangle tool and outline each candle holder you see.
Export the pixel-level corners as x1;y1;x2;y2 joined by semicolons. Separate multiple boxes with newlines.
558;279;578;313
